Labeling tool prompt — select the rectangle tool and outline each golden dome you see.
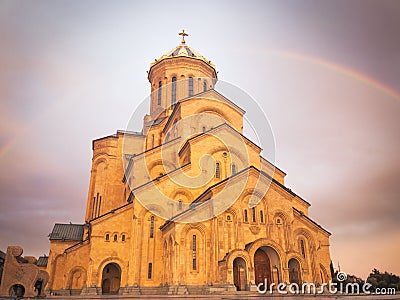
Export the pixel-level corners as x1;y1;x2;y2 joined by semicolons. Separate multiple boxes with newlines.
150;30;216;69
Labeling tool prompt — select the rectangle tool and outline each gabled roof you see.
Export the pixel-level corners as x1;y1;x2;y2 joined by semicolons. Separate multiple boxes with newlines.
49;223;84;241
178;122;262;157
179;89;246;114
292;207;331;236
160;165;311;230
163;89;246;133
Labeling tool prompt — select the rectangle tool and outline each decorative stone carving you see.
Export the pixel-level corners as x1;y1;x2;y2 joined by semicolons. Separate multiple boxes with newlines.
249;225;261;235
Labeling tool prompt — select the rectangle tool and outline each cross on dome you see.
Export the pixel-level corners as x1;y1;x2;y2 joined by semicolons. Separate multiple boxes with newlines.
178;29;188;44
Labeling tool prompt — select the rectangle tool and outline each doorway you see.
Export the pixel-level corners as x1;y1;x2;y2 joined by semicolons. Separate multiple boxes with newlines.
101;263;121;294
254;248;272;286
9;284;25;297
233;257;247;291
288;258;302;285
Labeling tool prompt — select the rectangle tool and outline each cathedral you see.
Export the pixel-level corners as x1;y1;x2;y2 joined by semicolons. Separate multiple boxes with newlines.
46;31;332;295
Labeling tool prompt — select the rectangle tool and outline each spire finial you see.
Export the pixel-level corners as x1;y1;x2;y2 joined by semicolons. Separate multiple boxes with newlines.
178;29;188;44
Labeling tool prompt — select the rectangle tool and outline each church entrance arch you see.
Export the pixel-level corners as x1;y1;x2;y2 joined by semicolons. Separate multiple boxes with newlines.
233;257;247;291
288;258;302;285
101;263;121;294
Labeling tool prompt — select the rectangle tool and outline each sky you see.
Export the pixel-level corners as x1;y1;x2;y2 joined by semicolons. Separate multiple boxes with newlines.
0;0;399;279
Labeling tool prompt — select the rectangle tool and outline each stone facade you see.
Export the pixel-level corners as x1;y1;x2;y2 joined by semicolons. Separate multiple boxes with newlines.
47;35;332;295
0;246;49;297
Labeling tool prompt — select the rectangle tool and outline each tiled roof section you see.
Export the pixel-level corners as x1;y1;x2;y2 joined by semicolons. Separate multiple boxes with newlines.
36;256;48;267
49;223;84;241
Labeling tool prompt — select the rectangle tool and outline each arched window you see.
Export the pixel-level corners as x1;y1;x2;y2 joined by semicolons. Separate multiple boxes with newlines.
215;162;220;179
157;81;162;105
260;210;264;223
251;207;256;222
150;216;155;238
231;163;236;175
121;234;126;242
203;80;207;92
151;134;155;148
105;234;110;241
148;263;153;279
113;234;117;242
188;77;193;97
192;235;197;270
172;77;177;105
300;239;306;258
244;209;248;223
178;200;183;210
202;126;206;133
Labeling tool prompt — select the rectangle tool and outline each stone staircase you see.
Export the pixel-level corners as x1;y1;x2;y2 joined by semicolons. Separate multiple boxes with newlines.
186;285;207;294
167;284;189;295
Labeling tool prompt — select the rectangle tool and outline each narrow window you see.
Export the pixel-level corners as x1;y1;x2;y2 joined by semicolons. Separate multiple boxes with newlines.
121;234;126;242
260;210;264;223
252;207;256;222
203;80;207;92
92;197;96;219
98;196;102;217
192;235;197;270
215;162;220;179
114;234;117;242
202;126;206;133
244;209;248;223
231;163;236;175
178;200;183;210
94;193;100;218
172;77;177;105
150;216;154;238
148;263;153;279
157;81;162;105
151;134;155;148
188;77;193;97
105;234;109;241
300;239;306;258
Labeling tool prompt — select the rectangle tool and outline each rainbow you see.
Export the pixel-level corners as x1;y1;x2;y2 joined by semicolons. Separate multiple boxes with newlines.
1;50;399;160
273;50;400;101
